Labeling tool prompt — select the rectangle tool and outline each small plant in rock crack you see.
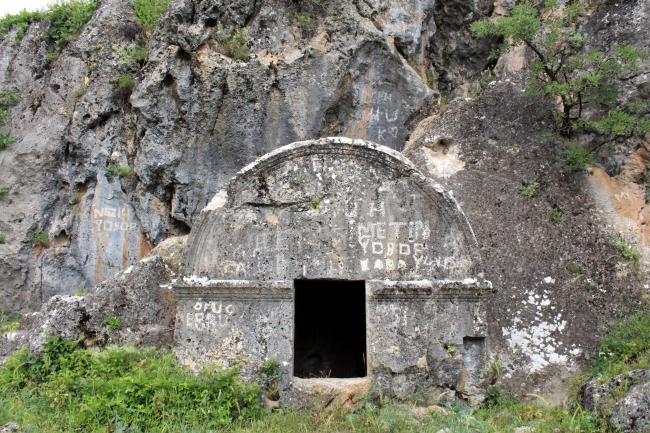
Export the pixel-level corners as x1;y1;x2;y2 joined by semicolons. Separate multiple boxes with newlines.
0;187;10;198
0;234;6;244
614;239;642;280
292;178;303;186
520;179;539;197
552;208;563;224
482;354;502;384
134;0;170;34
102;316;124;330
212;23;250;61
73;285;89;296
32;231;50;248
106;164;134;177
310;199;320;210
567;263;580;274
114;43;148;72
258;359;282;400
0;90;21;150
287;10;312;28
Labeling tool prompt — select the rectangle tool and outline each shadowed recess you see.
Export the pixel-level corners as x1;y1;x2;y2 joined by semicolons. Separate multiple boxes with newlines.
293;280;366;379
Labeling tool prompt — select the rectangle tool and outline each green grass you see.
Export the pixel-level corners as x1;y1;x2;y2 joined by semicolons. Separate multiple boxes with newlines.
106;164;134;177
590;312;650;383
3;313;650;433
134;0;170;33
0;311;20;333
0;339;260;431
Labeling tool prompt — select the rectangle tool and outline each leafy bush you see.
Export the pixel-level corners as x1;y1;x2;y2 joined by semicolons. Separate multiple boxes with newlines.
43;0;97;51
106;164;134;177
0;10;44;45
0;1;95;49
520;179;539;197
565;143;596;173
0;340;261;430
471;0;648;138
212;23;250;61
32;231;50;248
133;0;170;33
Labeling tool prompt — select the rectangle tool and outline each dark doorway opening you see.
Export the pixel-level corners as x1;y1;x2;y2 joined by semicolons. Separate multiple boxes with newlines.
293;280;367;378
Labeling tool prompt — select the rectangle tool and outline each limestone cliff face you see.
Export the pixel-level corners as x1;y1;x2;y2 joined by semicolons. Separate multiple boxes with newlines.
0;0;497;311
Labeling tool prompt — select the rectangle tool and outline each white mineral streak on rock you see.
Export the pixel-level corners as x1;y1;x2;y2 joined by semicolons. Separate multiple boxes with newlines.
502;290;569;374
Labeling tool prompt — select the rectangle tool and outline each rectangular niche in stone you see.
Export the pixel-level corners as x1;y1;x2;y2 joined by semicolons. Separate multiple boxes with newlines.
293;280;367;379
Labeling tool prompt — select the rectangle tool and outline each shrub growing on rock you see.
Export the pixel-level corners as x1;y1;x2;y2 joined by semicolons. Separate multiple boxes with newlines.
471;0;649;139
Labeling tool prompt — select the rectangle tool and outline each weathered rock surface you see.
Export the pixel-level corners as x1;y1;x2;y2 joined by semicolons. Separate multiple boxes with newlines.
0;0;499;313
583;368;650;432
404;73;646;402
0;255;175;362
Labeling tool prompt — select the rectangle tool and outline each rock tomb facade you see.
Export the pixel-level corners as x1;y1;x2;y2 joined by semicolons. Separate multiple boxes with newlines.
174;137;491;405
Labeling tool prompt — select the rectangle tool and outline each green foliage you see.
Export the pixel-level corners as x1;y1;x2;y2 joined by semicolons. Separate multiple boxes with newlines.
0;342;260;430
520;179;539;197
43;0;97;51
0;311;20;333
102;316;124;330
106;164;134;177
72;285;89;296
292;178;303;186
310;199;320;209
0;10;44;45
133;0;170;33
470;1;648;137
288;10;312;28
567;263;580;274
482;354;502;384
32;231;50;248
114;42;147;71
565;143;595;173
213;23;250;61
0;234;5;244
0;90;21;150
116;73;135;89
258;359;282;400
552;208;563;224
483;386;504;408
614;238;641;262
0;187;10;197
